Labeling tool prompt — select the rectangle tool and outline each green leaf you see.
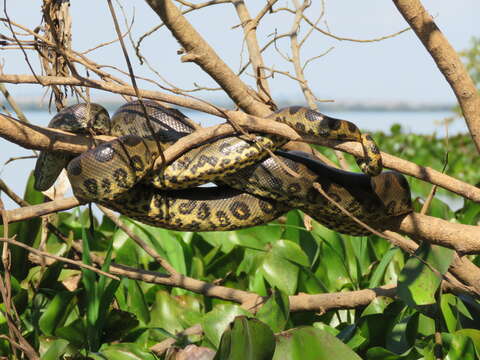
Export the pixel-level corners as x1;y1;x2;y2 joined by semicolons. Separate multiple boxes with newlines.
126;279;150;325
103;309;139;342
398;243;454;307
141;224;187;275
56;319;85;348
362;296;395;316
261;252;298;295
443;332;477;360
385;313;418;354
341;325;367;351
149;290;201;341
11;172;44;280
202;304;251;347
455;329;480;356
417;314;435;338
271;240;310;267
214;316;275;360
311;224;351;290
369;248;399;288
440;294;458;333
313;323;340;336
283;210;303;243
456;200;480;225
97;343;157;360
366;346;411;359
273;327;362;360
256;289;290;332
41;339;69;360
39;291;75;336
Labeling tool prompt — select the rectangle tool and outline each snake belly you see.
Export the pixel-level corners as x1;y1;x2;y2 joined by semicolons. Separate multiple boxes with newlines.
34;100;411;234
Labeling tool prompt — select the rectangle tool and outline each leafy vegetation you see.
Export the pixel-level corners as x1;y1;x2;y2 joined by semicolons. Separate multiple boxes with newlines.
1;128;479;359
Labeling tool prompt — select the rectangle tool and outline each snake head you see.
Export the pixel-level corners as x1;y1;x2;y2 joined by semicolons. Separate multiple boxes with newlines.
49;103;111;135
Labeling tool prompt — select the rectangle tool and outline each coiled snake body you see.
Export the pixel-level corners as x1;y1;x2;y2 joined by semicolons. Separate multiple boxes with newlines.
34;101;412;235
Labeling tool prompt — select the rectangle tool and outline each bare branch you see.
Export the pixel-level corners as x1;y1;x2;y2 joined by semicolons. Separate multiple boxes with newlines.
145;0;271;115
0;73;224;116
0;237;119;280
231;0;271;102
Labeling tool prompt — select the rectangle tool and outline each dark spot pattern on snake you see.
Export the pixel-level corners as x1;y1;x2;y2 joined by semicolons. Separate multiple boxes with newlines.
179;201;196;215
113;168;129;188
347;122;358;133
130;155;144;172
101;178;112;194
216;211;231;227
123;135;143;147
83;178;98;195
197;203;211;220
288;106;302;115
229;201;251;220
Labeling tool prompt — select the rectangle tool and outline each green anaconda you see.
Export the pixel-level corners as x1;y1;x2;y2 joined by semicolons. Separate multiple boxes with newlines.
34;100;412;235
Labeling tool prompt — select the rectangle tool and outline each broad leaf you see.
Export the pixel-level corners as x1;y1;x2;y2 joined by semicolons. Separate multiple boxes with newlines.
273;327;362;360
214;316;275;360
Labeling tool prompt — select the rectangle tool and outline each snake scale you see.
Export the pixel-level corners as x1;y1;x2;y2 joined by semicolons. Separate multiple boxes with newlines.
34;100;412;235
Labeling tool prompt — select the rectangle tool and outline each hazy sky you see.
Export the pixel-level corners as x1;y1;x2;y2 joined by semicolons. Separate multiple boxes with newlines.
1;0;479;104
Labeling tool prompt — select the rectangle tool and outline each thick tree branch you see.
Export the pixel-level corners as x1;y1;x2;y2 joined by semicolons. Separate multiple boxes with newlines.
393;0;480;153
396;212;480;254
145;0;271;116
289;284;396;312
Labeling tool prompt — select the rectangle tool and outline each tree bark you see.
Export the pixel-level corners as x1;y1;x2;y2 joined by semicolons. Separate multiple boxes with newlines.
393;0;480;153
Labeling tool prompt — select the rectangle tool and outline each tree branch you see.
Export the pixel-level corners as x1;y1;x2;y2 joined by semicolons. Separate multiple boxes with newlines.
392;0;480;153
145;0;271;115
396;212;480;254
0;73;225;117
231;0;271;102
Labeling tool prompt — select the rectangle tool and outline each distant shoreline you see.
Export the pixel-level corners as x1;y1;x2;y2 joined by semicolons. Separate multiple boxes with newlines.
2;100;455;113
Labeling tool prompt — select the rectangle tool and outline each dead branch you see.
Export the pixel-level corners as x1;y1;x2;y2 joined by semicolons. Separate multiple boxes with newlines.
0;237;118;280
0;73;224;116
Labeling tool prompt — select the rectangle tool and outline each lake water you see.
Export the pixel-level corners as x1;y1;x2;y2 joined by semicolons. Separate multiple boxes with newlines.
0;109;468;210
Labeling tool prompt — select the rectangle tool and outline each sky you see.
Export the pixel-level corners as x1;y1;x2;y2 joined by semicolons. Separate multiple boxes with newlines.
0;0;479;105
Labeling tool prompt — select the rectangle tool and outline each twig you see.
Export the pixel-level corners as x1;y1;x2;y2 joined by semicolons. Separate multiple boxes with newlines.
98;206;179;275
232;0;271;103
0;83;28;123
0;236;118;280
0;73;224;116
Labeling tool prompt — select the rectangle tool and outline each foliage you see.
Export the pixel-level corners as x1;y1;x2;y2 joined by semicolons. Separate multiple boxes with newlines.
0;130;479;359
461;37;480;87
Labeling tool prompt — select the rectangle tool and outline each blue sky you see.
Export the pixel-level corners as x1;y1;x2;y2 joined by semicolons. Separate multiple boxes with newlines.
1;1;479;104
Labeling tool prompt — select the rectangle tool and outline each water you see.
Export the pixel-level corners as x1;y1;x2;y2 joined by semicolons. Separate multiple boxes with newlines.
0;109;467;210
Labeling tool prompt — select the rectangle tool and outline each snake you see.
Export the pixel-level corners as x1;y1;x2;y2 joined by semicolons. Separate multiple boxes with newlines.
34;100;412;235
